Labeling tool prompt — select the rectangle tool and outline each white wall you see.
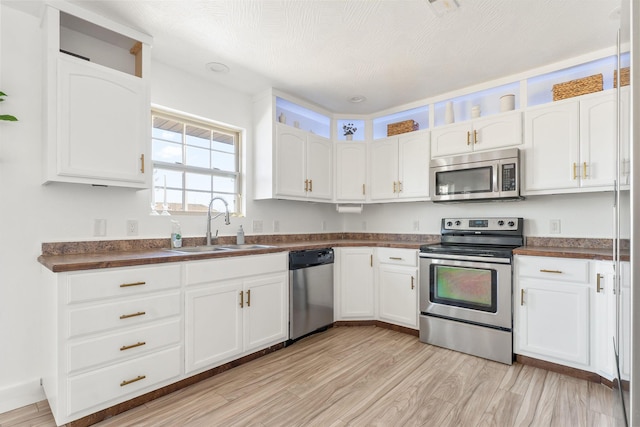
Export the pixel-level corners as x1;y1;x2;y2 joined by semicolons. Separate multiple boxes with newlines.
0;2;629;415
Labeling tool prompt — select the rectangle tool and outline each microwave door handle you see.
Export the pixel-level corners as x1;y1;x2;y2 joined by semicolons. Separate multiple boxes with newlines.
494;164;500;193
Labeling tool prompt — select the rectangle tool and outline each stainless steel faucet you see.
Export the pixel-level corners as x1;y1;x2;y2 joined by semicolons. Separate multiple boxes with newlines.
206;197;231;246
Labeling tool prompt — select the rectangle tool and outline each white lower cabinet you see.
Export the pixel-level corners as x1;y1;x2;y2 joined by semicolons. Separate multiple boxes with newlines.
42;252;288;426
335;247;418;330
41;263;183;425
335;247;375;319
184;253;288;374
377;248;418;329
515;255;627;379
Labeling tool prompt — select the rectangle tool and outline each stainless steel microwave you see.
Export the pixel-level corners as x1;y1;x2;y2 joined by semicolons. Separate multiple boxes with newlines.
430;148;522;202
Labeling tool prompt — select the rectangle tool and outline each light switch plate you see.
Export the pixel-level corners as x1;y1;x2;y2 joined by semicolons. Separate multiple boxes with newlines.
253;220;263;233
94;219;106;237
549;219;561;234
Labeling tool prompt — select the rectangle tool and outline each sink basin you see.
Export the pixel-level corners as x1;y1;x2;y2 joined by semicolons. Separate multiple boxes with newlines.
165;244;275;254
165;246;233;253
219;244;276;250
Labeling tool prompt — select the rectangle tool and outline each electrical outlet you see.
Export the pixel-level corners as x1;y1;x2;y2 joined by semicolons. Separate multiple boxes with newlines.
94;219;106;237
413;220;420;231
321;220;326;231
550;219;561;234
362;221;367;231
253;220;263;233
273;220;280;232
127;220;139;236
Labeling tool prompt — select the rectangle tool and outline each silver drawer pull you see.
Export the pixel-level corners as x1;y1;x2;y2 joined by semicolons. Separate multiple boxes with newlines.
120;375;146;387
539;269;562;274
120;311;146;320
120;281;146;288
389;257;403;260
120;341;146;351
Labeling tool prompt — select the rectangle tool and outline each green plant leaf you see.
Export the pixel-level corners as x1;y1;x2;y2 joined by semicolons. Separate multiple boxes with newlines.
0;91;7;97
0;115;18;121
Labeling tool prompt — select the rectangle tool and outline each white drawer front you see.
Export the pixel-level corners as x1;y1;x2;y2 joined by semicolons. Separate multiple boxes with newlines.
186;252;287;286
67;346;181;416
516;256;590;283
376;248;417;267
68;319;181;374
68;292;181;338
67;264;181;303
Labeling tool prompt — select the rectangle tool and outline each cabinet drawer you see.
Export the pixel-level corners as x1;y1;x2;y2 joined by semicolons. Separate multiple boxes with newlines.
68;292;180;338
186;252;287;286
516;256;589;283
376;248;417;267
68;319;181;374
67;264;181;303
67;346;181;416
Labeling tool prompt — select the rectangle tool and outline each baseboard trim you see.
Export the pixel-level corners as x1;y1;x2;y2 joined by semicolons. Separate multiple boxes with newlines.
515;354;612;386
0;379;46;414
334;320;419;337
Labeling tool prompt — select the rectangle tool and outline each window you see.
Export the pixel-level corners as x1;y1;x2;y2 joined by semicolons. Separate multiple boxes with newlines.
151;110;241;214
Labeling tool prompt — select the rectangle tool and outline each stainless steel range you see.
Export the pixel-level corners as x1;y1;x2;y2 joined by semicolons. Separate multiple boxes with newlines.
419;217;524;365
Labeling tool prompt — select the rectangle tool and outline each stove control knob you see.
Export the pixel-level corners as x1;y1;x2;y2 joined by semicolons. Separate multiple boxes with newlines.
455;220;461;226
497;220;505;226
508;221;515;227
446;221;453;227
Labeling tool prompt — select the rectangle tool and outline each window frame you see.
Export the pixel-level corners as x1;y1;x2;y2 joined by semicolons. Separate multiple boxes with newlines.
151;108;243;215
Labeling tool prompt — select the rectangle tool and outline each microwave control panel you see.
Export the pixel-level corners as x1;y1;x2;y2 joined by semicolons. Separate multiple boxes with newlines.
501;163;517;191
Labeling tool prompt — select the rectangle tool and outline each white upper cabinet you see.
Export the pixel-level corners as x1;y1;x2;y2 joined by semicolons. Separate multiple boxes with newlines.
431;112;522;158
369;130;430;201
523;91;618;195
253;91;333;202
274;124;332;201
335;142;367;202
42;4;152;188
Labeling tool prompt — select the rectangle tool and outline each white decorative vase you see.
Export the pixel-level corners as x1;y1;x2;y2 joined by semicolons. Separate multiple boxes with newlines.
278;112;286;123
471;105;481;118
445;101;455;124
346;134;353;141
500;94;515;112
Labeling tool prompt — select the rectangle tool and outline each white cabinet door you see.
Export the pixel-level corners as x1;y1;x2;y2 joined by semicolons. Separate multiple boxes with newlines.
336;248;375;319
517;278;590;366
185;281;244;373
579;92;616;188
431;122;472;157
378;264;417;328
275;125;306;198
335;143;367;201
306;135;333;201
398;131;430;200
523;101;580;193
57;57;148;186
472;111;522;152
593;261;616;379
243;273;288;353
431;112;522;158
369;138;399;201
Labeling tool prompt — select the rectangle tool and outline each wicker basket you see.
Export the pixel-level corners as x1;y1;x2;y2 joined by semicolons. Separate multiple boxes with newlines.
387;119;419;136
614;67;630;88
552;74;603;101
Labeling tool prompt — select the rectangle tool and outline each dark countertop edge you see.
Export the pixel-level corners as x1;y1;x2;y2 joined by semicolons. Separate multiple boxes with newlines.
38;240;423;273
513;246;629;262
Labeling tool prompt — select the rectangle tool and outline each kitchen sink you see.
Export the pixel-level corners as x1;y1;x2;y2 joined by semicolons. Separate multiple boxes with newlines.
165;244;276;253
218;244;276;250
164;246;233;253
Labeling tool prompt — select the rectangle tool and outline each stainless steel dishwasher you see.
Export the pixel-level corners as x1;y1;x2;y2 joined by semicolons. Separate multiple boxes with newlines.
289;248;334;341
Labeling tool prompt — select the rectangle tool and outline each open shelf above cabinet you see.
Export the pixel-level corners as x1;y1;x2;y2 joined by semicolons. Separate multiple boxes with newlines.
275;97;330;138
373;105;428;140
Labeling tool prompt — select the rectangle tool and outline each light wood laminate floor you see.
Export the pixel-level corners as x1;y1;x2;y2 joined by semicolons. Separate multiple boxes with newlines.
0;326;624;426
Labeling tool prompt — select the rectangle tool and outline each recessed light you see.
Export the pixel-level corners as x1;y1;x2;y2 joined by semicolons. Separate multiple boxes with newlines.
348;95;367;103
206;62;230;73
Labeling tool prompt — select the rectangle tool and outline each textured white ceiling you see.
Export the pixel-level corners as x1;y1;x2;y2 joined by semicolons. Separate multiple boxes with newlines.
8;0;622;113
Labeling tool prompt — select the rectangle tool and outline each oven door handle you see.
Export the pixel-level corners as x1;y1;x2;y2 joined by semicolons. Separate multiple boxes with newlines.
419;252;512;264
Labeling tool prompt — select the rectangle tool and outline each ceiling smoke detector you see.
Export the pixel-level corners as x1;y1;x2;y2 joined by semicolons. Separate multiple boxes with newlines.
206;62;230;74
427;0;460;16
348;95;367;103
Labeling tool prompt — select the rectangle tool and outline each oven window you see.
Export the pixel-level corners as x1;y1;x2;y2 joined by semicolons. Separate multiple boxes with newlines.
435;166;493;195
430;264;497;312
